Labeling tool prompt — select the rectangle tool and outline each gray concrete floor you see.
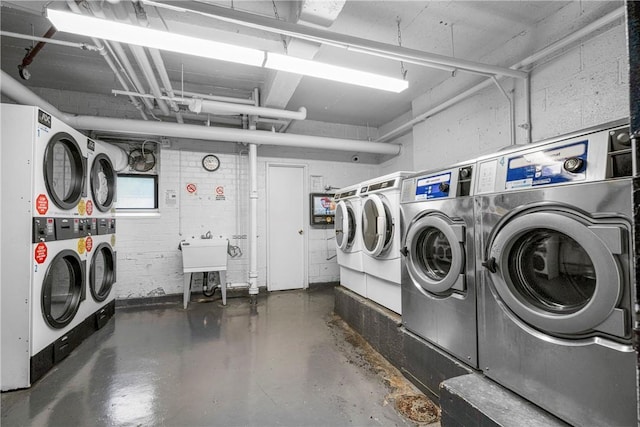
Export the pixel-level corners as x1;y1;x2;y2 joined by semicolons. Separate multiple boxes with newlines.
1;285;419;426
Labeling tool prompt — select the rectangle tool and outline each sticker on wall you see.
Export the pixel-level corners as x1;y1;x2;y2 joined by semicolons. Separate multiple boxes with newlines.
215;186;225;201
186;183;197;195
85;236;93;253
77;238;86;254
34;242;48;264
86;200;94;216
36;194;49;215
111;234;116;247
78;199;86;216
165;189;177;206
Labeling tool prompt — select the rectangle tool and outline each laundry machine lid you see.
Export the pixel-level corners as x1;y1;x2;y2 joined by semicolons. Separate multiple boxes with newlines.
361;195;393;257
90;242;116;302
335;201;356;251
405;213;466;295
485;210;626;336
42;249;84;329
43;132;87;210
90;153;116;212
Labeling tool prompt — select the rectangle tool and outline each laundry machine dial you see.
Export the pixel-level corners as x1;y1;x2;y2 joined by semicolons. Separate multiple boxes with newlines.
439;182;450;193
563;157;584;173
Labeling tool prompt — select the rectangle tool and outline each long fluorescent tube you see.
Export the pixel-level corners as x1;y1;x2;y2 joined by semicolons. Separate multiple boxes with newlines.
265;53;408;93
46;8;408;93
46;8;265;66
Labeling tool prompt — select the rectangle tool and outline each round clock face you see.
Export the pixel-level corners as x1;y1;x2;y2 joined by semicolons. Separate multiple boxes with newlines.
202;154;220;172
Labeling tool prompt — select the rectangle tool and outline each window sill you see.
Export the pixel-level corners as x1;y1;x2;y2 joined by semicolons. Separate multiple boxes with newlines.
116;210;161;218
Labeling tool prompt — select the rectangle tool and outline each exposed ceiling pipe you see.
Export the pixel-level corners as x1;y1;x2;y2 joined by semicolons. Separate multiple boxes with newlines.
175;90;254;105
145;0;527;80
0;69;399;155
17;26;56;80
0;30;100;51
189;99;307;121
376;6;625;143
66;0;148;119
128;2;184;123
247;88;259;301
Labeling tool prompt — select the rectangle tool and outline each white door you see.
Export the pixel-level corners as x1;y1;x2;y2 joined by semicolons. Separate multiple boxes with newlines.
267;164;306;291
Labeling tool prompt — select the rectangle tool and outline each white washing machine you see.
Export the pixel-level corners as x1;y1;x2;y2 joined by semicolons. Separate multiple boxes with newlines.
83;228;117;327
400;162;478;367
334;183;365;296
359;171;413;314
475;121;637;426
1;104;93;390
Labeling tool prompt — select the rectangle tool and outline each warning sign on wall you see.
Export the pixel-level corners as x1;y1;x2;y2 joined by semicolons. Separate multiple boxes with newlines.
36;194;48;215
186;183;197;194
34;242;47;264
215;185;226;201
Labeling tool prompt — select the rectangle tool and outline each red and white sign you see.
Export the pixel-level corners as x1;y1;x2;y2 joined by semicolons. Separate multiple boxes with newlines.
186;183;197;194
35;242;48;264
215;186;225;195
85;236;93;252
86;200;94;216
36;194;49;215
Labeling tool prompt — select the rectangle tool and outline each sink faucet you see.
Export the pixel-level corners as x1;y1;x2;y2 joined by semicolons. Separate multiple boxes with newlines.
201;231;212;239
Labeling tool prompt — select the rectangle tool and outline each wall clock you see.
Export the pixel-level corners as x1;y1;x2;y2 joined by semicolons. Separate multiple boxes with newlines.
202;154;220;172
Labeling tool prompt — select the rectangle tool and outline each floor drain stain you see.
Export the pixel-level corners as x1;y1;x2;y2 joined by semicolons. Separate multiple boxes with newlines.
395;394;439;424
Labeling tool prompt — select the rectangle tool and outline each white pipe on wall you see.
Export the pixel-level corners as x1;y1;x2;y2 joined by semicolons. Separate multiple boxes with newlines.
376;6;625;143
248;88;259;299
189;98;307;121
176;90;255;105
0;69;400;155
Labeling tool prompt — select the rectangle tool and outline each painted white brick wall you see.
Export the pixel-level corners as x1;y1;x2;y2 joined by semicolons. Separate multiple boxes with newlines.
115;147;377;299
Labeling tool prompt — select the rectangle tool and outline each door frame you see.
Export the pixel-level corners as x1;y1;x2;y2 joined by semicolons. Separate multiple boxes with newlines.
265;162;309;290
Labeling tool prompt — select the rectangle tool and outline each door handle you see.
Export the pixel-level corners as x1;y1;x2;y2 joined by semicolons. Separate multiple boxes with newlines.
481;257;497;273
400;246;408;257
298;229;304;235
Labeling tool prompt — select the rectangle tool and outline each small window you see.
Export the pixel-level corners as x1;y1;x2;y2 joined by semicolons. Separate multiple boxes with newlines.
116;174;158;210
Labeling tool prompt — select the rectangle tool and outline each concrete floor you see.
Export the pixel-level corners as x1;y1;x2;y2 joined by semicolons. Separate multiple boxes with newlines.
1;285;422;426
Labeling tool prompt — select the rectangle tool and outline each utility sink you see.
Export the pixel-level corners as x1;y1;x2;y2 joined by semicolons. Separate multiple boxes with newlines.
180;237;228;309
180;237;228;273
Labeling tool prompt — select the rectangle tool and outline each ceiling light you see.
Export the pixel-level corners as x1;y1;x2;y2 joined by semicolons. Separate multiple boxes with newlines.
46;8;408;93
265;53;408;93
46;8;265;66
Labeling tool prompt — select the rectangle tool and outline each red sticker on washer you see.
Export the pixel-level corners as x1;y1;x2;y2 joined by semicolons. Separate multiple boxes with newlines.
35;242;47;264
86;236;93;252
36;194;48;215
86;200;94;216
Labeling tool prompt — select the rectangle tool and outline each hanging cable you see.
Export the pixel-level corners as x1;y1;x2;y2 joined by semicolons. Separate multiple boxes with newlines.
396;18;407;80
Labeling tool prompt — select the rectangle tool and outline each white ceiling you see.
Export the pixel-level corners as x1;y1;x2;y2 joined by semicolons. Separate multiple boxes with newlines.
0;1;600;130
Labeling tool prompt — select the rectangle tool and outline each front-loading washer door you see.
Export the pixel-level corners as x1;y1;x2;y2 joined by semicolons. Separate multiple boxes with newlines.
90;243;116;302
361;195;393;257
42;249;84;329
90;153;116;212
405;213;466;295
43;132;87;210
484;210;627;338
335;201;356;251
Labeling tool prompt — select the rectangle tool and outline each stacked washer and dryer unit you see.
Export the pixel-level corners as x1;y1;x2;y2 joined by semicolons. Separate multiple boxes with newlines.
0;104;116;391
85;138;117;328
474;121;637;426
359;171;413;314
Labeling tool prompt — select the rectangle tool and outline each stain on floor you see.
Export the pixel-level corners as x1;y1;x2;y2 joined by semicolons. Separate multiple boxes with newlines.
328;314;441;426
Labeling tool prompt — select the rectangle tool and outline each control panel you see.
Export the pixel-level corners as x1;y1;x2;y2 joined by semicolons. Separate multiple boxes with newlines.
415;172;452;200
32;217;91;242
360;178;398;195
97;218;116;235
401;164;474;203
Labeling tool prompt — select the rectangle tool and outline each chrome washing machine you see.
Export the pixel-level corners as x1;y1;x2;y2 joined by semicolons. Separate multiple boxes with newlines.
400;162;478;367
359;171;413;314
334;183;366;296
474;120;637;426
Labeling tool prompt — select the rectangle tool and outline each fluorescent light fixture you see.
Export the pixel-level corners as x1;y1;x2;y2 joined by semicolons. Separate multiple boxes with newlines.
46;8;265;66
46;8;408;93
265;53;408;93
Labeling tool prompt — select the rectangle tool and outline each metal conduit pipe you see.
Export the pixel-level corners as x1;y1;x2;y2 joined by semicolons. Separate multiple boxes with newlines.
0;31;100;51
176;90;255;105
189;98;307;121
0;70;399;155
147;1;527;80
376;6;625;143
67;0;148;119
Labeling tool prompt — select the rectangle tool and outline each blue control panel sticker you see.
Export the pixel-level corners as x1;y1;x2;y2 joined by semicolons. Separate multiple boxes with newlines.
415;172;451;200
505;140;588;189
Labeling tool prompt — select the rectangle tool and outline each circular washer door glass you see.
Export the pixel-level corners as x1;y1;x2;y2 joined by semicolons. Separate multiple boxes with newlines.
44;132;85;210
91;153;116;212
42;250;83;329
415;226;453;281
91;243;115;302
